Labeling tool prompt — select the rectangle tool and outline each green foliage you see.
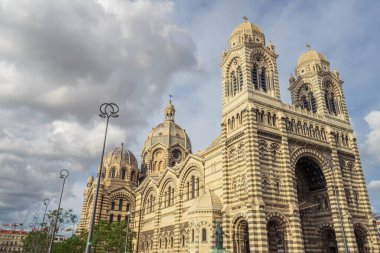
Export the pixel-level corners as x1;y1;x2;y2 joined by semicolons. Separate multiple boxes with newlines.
22;208;79;253
91;220;134;253
22;230;48;253
48;220;133;253
47;208;78;234
52;234;86;253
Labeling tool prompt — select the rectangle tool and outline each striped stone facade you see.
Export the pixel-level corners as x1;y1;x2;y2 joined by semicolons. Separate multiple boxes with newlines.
79;19;380;253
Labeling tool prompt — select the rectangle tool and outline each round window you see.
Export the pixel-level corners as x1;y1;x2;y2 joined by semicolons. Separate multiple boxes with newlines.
172;149;182;161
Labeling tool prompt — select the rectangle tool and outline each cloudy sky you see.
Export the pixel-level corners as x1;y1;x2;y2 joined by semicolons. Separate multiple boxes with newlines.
1;0;380;229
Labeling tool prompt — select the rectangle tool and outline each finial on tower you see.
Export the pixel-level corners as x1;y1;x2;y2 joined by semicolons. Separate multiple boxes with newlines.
306;43;311;51
242;16;249;23
164;96;175;122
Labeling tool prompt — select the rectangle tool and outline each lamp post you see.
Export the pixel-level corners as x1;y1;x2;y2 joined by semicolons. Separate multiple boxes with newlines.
86;103;119;253
324;159;349;253
48;169;69;253
37;199;50;251
33;213;39;228
41;198;50;229
124;212;130;253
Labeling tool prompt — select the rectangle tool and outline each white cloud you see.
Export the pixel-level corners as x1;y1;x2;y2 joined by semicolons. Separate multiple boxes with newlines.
364;111;380;164
0;0;197;226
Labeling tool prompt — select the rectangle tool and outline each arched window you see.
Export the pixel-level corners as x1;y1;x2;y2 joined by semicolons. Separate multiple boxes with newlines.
324;83;338;115
109;214;114;223
298;84;317;113
171;237;174;248
168;186;172;206
182;235;186;247
237;66;243;91
111;201;115;210
121;168;126;179
302;95;309;110
202;228;207;242
171;188;175;205
186;181;190;200
252;65;259;89
192;229;195;242
263;179;269;192
260;67;267;92
275;181;280;194
165;238;168;248
191;176;195;199
131;171;135;182
310;94;317;113
126;203;130;211
111;169;116;178
117;214;121;222
231;72;237;96
119;199;123;210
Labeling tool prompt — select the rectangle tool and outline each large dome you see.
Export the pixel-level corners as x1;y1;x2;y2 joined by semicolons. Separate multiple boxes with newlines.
143;101;192;152
103;145;138;169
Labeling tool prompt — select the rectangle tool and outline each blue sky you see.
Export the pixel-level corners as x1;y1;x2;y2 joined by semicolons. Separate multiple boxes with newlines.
0;0;379;229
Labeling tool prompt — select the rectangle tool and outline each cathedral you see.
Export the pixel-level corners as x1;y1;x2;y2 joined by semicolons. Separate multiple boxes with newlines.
78;18;380;253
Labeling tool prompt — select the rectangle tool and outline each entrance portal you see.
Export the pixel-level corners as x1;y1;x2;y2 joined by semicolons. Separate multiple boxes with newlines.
320;227;338;253
355;225;370;253
233;219;250;253
267;219;286;253
295;156;334;252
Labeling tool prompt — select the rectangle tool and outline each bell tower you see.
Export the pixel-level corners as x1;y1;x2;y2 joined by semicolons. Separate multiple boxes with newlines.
289;46;349;122
221;17;281;115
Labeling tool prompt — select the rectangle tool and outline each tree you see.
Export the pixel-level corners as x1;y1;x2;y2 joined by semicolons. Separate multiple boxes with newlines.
47;208;78;236
22;208;78;253
91;220;134;253
51;233;86;253
21;230;48;253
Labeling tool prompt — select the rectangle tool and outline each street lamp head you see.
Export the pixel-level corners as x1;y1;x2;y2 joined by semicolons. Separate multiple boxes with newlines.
34;213;39;219
43;198;50;206
60;169;69;179
99;103;119;119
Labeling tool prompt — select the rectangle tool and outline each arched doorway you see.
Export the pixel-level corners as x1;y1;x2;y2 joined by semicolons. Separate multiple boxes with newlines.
295;156;334;252
233;219;250;253
354;225;370;253
267;219;286;253
320;227;338;253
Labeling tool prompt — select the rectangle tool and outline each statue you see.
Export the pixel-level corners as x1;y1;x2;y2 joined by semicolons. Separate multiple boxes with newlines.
215;222;226;249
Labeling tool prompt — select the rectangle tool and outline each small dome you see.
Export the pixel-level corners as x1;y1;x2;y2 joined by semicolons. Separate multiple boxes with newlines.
87;175;94;185
103;146;138;169
230;22;262;37
296;48;330;76
229;17;265;49
188;190;223;214
297;49;329;68
164;100;175;122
